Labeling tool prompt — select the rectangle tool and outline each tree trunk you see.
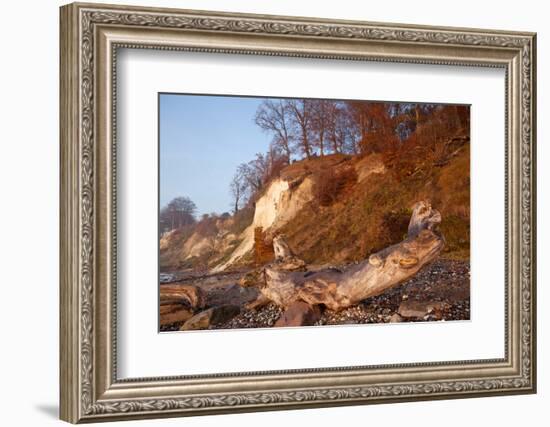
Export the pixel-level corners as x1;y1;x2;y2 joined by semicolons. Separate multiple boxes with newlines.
302;133;311;159
234;187;240;214
259;201;444;311
318;130;325;157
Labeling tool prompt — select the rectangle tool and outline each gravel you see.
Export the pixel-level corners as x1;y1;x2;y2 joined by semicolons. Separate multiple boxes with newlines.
161;258;470;331
213;304;283;329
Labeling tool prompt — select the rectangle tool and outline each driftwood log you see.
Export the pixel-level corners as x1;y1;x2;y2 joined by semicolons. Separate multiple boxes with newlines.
159;284;207;327
258;201;445;312
159;284;206;308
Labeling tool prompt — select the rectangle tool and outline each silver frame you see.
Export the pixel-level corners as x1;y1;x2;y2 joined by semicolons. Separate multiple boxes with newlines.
60;2;536;423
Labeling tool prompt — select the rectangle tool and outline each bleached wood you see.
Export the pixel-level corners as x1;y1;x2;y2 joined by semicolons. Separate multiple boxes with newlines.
260;201;445;311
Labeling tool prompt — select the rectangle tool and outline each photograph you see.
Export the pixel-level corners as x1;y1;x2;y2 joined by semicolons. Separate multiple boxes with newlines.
158;94;471;332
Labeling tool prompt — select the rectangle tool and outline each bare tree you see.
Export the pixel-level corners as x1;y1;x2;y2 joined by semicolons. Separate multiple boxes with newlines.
286;99;313;159
160;196;197;232
309;100;331;157
342;101;398;154
338;102;361;155
255;100;293;163
229;169;249;214
344;101;371;153
265;143;287;180
230;145;290;211
327;102;353;154
237;153;267;194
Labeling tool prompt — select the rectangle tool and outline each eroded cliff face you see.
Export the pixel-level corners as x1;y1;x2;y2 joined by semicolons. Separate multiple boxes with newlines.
159;154;391;272
212;176;314;272
159;175;315;272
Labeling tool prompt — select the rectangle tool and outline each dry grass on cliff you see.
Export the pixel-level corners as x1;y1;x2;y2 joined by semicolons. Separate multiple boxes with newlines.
279;136;470;265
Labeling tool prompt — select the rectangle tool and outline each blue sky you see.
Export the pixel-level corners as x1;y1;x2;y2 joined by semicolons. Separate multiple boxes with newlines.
159;94;271;216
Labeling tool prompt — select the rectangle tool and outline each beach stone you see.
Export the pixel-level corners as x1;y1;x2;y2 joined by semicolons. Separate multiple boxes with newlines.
398;300;443;319
274;301;321;327
180;305;241;331
206;284;242;307
389;313;403;323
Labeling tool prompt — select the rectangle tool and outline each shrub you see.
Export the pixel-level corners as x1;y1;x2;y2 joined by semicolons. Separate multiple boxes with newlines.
194;216;218;237
382;208;412;244
230;205;254;235
439;214;470;255
314;166;358;207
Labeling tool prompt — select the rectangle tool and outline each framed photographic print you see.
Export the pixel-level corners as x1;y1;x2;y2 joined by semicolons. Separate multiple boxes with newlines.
60;2;537;423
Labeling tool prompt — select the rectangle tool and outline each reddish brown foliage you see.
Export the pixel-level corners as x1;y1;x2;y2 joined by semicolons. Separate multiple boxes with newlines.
314;166;358;207
194;215;219;237
382;105;470;183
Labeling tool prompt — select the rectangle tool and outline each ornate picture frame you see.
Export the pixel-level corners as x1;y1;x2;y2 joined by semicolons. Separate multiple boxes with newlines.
60;2;536;423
